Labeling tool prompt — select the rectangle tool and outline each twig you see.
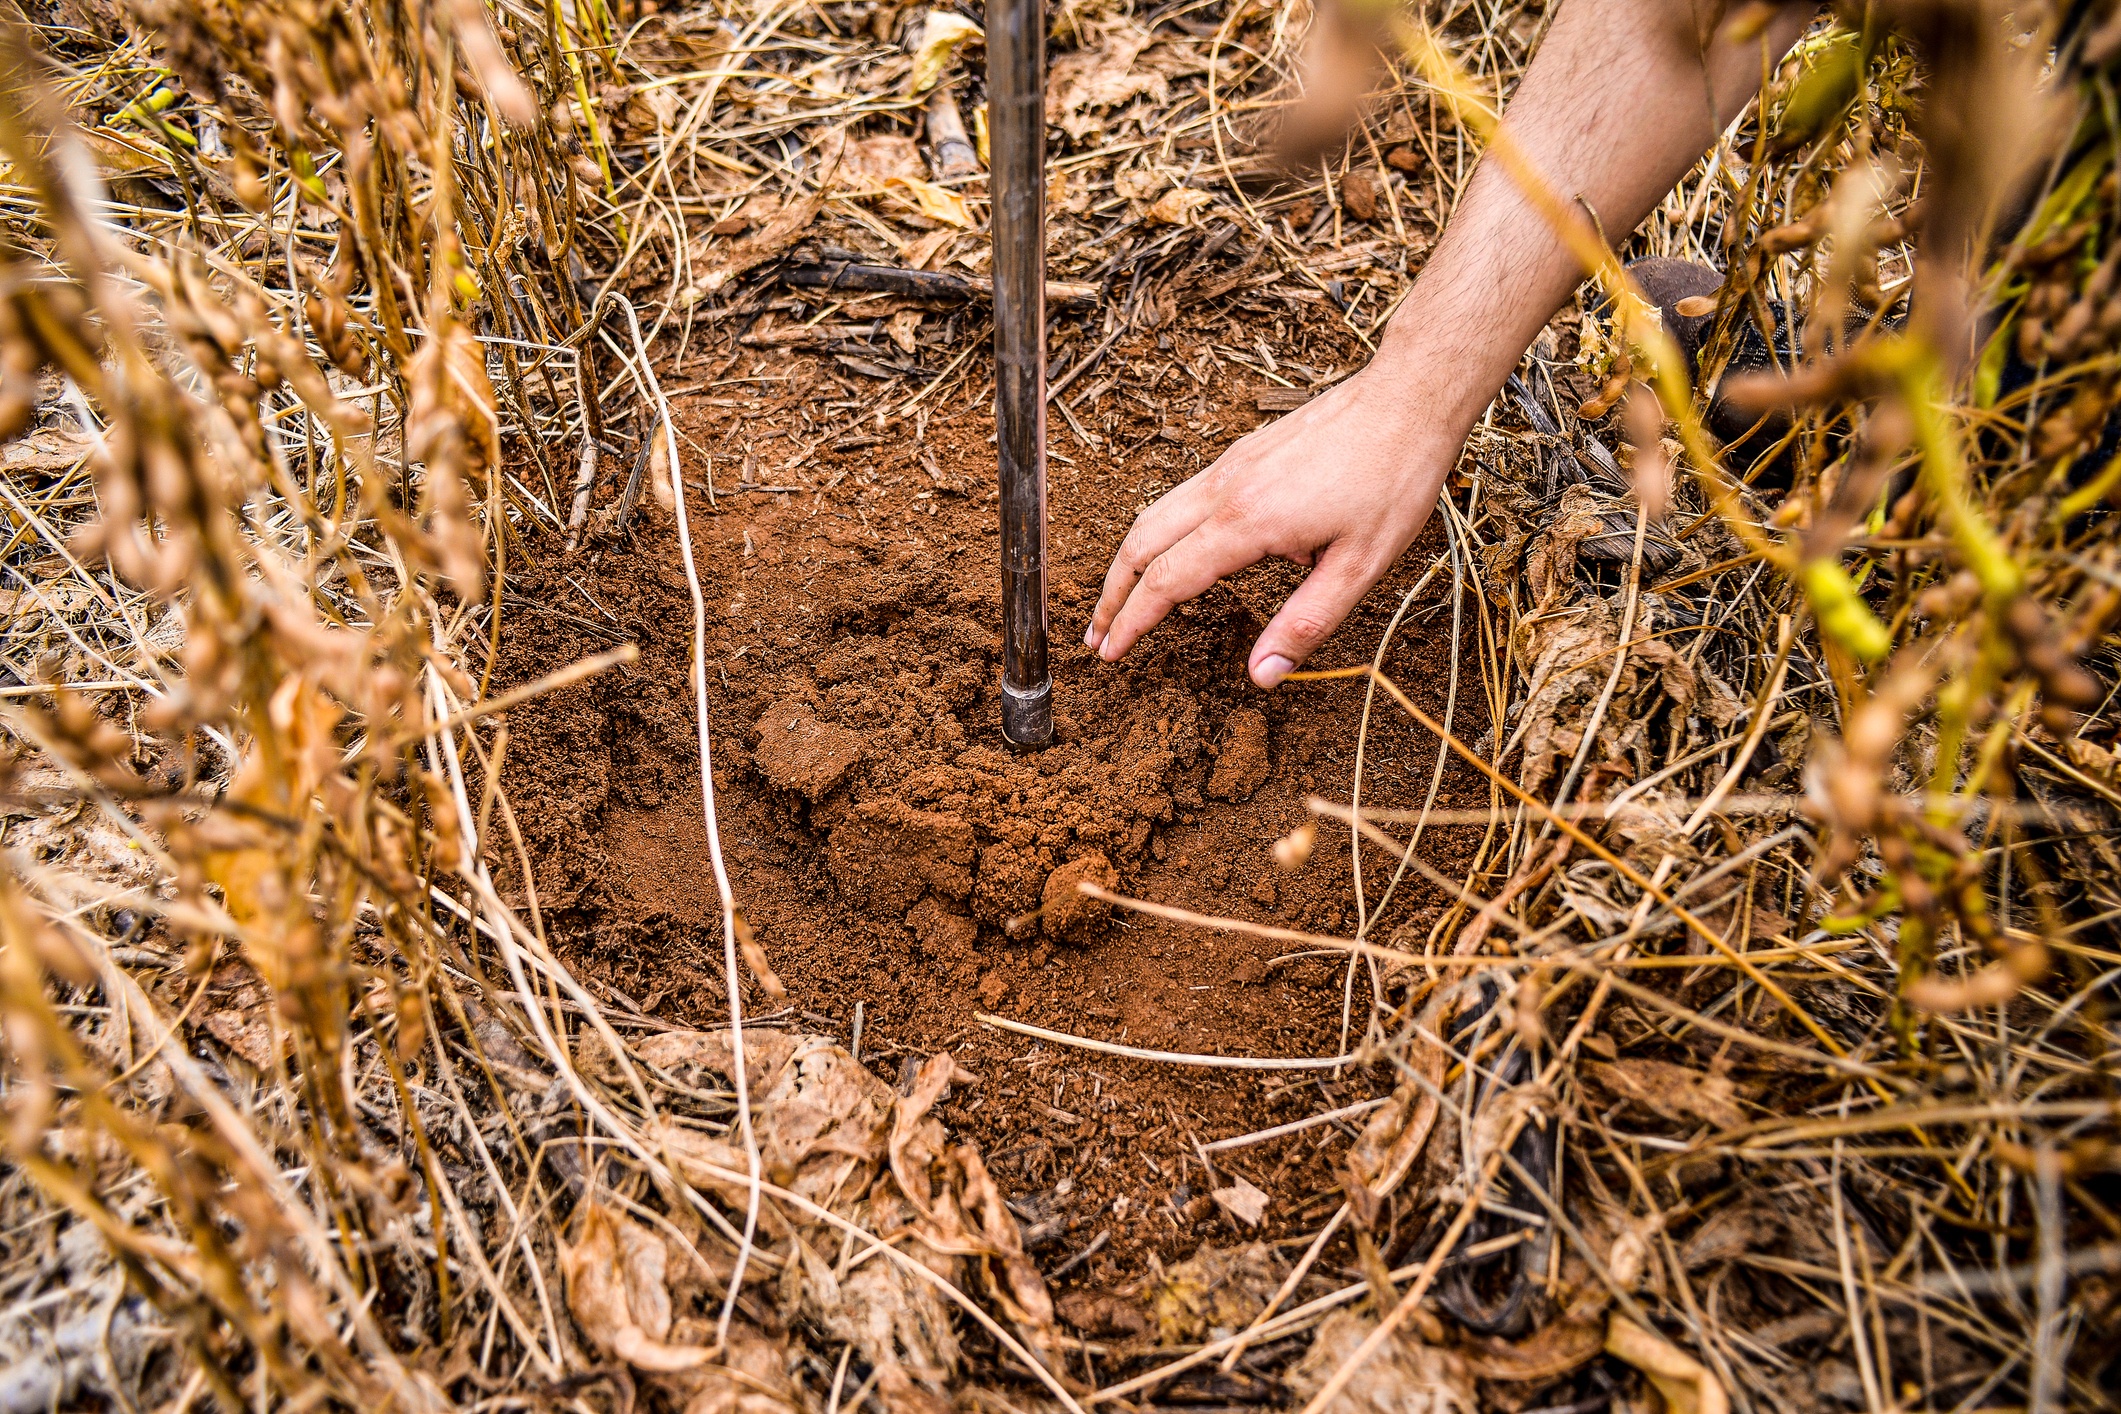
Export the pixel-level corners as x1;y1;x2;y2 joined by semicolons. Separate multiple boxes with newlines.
976;1013;1361;1070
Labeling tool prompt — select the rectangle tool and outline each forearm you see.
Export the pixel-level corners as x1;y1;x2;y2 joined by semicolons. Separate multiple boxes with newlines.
1366;0;1812;437
1087;3;1818;681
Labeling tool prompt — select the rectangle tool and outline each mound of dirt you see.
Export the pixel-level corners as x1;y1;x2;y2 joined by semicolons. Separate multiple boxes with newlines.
749;602;1279;939
493;329;1490;1288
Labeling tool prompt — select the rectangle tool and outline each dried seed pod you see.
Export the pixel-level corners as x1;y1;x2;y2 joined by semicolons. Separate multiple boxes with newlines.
1915;569;1981;622
392;988;429;1063
419;770;465;875
2006;598;2106;710
1272;823;1316;872
229;124;269;209
2049;298;2095;355
735;912;786;1000
0;383;32;440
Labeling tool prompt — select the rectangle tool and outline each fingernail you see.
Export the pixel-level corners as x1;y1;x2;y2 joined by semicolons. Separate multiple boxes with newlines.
1083;624;1099;648
1253;654;1295;689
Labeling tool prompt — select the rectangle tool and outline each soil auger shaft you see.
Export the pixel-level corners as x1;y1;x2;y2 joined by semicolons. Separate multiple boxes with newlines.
991;0;1052;750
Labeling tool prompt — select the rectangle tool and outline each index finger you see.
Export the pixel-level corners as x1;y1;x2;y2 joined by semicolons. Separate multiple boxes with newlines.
1096;514;1268;661
1086;477;1214;650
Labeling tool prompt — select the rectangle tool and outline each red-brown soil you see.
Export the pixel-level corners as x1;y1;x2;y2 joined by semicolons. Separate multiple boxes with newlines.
494;309;1489;1294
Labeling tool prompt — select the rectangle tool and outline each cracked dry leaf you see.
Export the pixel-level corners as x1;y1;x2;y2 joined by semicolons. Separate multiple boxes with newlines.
666;1324;805;1414
1343;983;1456;1226
203;1003;280;1071
0;425;95;471
1045;22;1207;141
1511;587;1737;799
1460;1317;1606;1383
685;179;831;300
889;1052;961;1217
1465;1082;1551;1173
1113;165;1165;202
954;1142;1054;1330
1559;860;1638;933
900;228;957;269
643;1029;896;1206
1678;1197;1781;1269
560;1202;714;1373
799;1238;961;1403
842;134;926;187
1056;1289;1148;1337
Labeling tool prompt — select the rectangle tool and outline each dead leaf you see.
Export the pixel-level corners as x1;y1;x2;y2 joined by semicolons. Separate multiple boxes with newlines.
1211;1176;1269;1227
954;1143;1055;1330
560;1203;714;1372
909;11;983;93
1343;984;1452;1224
79;126;176;176
1289;1309;1473;1414
662;1323;805;1414
1585;1058;1746;1131
636;1028;799;1100
1145;187;1212;226
203;1003;280;1071
1606;1314;1728;1414
1509;578;1728;800
1;427;96;472
1679;1199;1779;1269
685;159;834;300
1602;1211;1662;1293
887;310;921;353
643;1030;896;1206
1045;22;1208;141
843;134;926;186
886;176;972;228
1113;166;1165;202
1057;1290;1148;1337
800;1235;962;1393
901;228;958;269
1466;1082;1552;1173
889;1053;961;1217
1460;1317;1606;1382
2062;734;2119;780
1144;1243;1283;1344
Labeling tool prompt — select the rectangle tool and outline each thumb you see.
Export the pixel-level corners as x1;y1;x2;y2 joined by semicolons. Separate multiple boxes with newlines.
1249;544;1378;690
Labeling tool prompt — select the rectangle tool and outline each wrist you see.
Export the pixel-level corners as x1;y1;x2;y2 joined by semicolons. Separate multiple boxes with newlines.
1345;333;1489;462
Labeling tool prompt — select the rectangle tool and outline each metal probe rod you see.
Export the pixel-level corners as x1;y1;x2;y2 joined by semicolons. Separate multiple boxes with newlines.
991;0;1052;749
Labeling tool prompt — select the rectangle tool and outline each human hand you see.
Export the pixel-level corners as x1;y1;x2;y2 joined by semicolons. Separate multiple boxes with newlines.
1082;365;1457;689
1080;0;1813;693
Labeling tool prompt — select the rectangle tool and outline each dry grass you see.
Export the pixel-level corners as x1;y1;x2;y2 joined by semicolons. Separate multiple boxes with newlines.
0;0;2115;1411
